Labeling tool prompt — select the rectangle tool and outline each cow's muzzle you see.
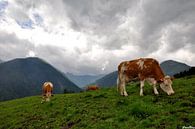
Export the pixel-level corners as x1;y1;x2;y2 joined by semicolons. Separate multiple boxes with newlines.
167;91;175;95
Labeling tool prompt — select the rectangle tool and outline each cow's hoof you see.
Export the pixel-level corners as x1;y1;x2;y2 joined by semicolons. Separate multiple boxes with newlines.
154;92;159;95
140;94;144;96
124;93;128;96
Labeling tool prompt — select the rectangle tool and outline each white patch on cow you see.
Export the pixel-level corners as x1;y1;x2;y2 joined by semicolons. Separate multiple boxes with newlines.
146;78;156;85
144;65;147;69
136;60;144;70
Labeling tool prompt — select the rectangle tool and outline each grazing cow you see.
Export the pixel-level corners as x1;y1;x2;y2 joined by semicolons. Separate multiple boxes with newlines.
42;82;53;103
117;58;174;96
86;85;99;91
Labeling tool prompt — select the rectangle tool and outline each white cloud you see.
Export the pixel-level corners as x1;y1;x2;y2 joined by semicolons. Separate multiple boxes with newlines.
26;50;36;57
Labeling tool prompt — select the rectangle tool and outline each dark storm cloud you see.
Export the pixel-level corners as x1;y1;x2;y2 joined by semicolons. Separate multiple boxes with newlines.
62;0;195;54
63;0;135;32
138;0;195;53
164;24;195;52
62;0;138;50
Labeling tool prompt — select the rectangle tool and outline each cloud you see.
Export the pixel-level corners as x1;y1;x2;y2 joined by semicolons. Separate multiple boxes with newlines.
0;0;195;75
135;0;195;53
0;31;35;60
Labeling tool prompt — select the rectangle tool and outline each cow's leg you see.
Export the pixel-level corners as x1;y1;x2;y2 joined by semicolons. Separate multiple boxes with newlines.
119;79;128;96
147;78;159;95
120;75;128;96
153;84;159;95
41;96;46;103
117;76;123;96
122;82;128;96
140;80;145;96
46;97;50;102
118;72;128;96
120;81;125;96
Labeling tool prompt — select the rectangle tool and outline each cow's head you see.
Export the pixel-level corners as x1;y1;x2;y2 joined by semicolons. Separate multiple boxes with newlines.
160;76;174;95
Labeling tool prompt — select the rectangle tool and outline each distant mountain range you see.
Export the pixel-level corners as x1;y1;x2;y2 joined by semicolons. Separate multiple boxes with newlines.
95;71;118;88
160;60;191;76
94;60;192;87
0;59;3;63
174;67;195;78
0;57;81;101
0;58;193;101
65;73;105;88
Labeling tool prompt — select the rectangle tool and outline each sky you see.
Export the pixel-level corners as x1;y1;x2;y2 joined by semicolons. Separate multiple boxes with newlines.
0;0;195;75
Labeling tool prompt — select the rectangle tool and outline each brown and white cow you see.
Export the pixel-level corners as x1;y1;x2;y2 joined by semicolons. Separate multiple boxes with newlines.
117;58;174;96
42;82;53;103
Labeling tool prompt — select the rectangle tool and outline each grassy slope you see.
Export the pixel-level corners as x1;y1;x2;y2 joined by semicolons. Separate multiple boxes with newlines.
0;77;195;129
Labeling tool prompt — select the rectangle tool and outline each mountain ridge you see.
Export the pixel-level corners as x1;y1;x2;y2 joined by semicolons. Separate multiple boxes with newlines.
0;57;81;101
160;60;191;76
65;72;105;87
94;60;192;87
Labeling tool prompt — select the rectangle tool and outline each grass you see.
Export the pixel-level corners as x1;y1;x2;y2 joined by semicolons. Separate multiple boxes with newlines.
0;77;195;129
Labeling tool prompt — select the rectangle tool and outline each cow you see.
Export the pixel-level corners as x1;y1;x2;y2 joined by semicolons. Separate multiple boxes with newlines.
41;82;53;103
86;85;99;91
117;58;174;96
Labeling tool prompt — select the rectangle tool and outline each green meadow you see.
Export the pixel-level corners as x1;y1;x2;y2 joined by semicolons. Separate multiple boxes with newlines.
0;76;195;129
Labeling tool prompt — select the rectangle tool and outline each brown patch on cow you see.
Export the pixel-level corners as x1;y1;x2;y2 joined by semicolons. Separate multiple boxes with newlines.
86;85;99;91
118;58;165;82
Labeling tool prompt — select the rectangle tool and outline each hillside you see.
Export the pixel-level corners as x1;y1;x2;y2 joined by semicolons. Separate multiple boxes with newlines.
95;71;118;87
0;57;81;101
66;73;104;88
160;60;191;76
0;77;194;129
174;67;195;78
94;60;191;87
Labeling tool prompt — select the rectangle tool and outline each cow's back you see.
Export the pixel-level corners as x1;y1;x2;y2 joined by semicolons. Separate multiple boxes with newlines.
43;82;53;92
118;58;164;81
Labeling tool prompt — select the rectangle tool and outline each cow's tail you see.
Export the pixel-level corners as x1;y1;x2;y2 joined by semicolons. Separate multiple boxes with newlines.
117;77;121;92
117;76;120;92
117;64;121;92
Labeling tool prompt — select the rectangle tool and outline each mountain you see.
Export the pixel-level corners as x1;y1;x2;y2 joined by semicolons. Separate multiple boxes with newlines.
65;73;105;87
0;57;81;101
0;77;194;129
94;60;192;87
0;59;3;63
160;60;191;76
95;71;118;87
174;67;195;78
